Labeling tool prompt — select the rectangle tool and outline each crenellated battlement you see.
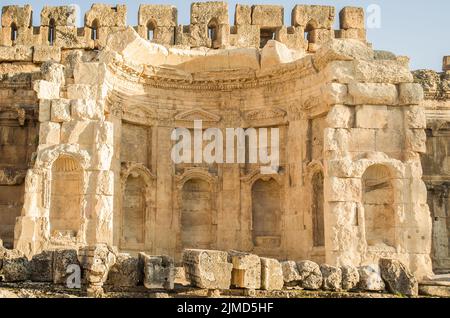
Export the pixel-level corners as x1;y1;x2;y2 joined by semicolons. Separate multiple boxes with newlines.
0;2;366;51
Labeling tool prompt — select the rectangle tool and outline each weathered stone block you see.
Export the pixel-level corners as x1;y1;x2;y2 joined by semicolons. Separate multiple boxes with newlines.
0;46;33;62
260;40;294;69
406;129;426;153
138;5;177;27
296;260;323;290
74;62;107;85
251;5;283;28
399;83;424;105
53;249;79;285
355;105;388;129
30;250;54;282
354;60;414;84
358;265;385;291
183;249;232;290
339;7;365;30
228;251;261;289
281;261;301;286
51;99;71;122
235;4;251;25
335;28;366;41
41;62;65;85
85;4;127;28
322;83;349;106
39;121;61;145
79;244;117;287
313;39;374;72
379;258;418;296
190;2;228;25
260;257;284;291
71;99;104;121
83;170;114;196
325;177;361;202
341;265;360;290
309;28;334;44
141;253;175;290
405;106;427;129
320;264;342;291
33;46;62;63
326;104;353;128
33;80;60;99
348;83;398;105
0;249;30;282
1;5;32;28
292;5;335;29
40;6;77;27
107;253;141;287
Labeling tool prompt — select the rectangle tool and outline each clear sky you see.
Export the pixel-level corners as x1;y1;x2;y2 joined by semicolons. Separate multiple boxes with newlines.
6;0;450;71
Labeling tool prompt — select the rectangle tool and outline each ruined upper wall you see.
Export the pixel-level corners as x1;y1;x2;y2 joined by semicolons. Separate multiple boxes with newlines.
0;2;366;52
414;56;450;101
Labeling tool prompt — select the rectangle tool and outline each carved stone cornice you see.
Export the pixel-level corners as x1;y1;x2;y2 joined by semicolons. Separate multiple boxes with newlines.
108;56;317;91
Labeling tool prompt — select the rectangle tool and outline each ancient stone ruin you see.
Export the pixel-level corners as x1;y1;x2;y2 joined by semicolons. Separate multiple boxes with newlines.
0;2;448;297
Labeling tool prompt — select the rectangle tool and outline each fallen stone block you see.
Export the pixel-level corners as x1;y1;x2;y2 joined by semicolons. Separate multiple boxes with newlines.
141;253;175;290
261;258;284;291
358;265;385;292
183;249;232;290
0;249;30;282
320;264;342;291
341;265;360;291
228;251;261;289
53;249;80;285
297;260;323;290
30;250;54;282
79;244;117;287
281;261;301;286
379;258;418;296
107;253;141;287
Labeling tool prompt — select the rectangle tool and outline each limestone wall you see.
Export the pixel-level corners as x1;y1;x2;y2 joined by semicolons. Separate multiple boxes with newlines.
0;3;365;51
0;2;434;280
0;66;38;249
414;58;450;273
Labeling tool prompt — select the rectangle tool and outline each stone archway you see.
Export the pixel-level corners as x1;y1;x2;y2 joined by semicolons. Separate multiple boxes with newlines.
49;156;83;239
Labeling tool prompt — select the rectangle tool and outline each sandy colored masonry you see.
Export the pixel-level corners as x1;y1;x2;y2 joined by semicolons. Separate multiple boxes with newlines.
0;2;446;281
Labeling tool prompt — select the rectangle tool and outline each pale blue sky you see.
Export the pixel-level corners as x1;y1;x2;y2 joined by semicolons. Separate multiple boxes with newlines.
6;0;449;71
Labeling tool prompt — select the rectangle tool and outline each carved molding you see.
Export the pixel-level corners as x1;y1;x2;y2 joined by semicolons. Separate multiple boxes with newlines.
175;167;218;191
175;109;221;123
240;168;283;187
110;57;317;91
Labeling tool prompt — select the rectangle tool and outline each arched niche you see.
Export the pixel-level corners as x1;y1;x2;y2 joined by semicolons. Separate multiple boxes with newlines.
175;169;218;251
49;156;83;240
120;162;156;251
362;164;395;248
251;178;281;248
241;170;285;250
